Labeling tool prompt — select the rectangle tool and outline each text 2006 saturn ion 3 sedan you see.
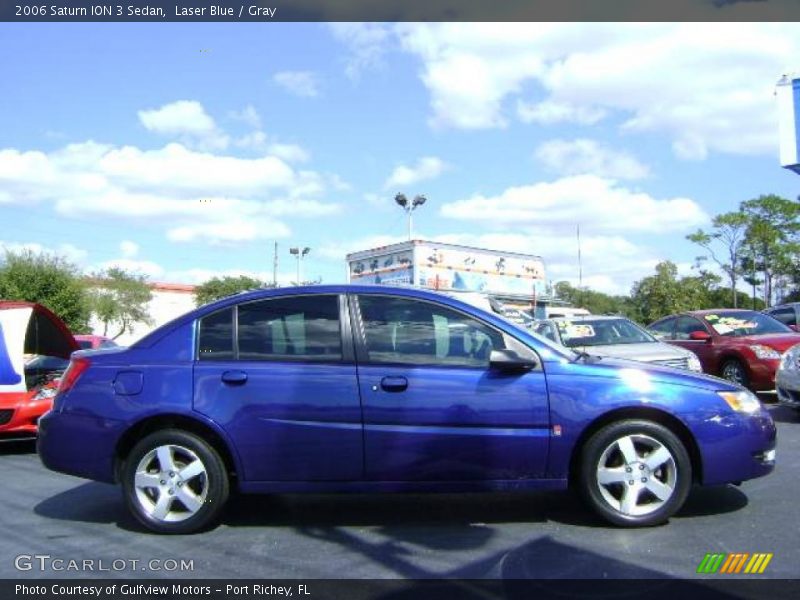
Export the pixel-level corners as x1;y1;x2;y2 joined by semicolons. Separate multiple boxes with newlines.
38;286;776;534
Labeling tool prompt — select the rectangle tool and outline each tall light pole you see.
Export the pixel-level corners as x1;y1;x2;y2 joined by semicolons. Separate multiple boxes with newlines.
289;246;310;285
395;193;427;240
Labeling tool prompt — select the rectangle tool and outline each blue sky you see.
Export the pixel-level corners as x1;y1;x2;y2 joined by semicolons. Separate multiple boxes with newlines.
1;23;799;294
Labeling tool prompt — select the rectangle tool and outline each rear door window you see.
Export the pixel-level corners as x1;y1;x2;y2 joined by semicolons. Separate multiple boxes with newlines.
237;295;342;361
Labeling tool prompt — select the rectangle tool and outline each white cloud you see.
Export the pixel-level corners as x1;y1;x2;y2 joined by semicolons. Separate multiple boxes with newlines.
440;175;707;234
94;258;165;279
517;100;606;125
383;156;448;190
0;141;340;246
389;23;800;157
0;240;88;264
535;139;650;180
268;143;311;163
138;100;229;150
228;105;262;129
273;71;319;97
329;23;392;80
119;240;139;258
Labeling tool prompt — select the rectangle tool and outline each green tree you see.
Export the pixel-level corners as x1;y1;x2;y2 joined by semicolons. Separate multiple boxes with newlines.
195;275;270;306
553;281;632;317
629;261;716;323
740;194;800;306
0;249;91;332
686;211;748;307
89;267;154;339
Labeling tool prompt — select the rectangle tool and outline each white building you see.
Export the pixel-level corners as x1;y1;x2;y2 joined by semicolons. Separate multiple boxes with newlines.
89;282;197;346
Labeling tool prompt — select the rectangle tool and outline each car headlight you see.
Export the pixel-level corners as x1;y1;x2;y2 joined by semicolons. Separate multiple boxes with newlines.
686;354;702;372
750;344;781;360
717;390;762;414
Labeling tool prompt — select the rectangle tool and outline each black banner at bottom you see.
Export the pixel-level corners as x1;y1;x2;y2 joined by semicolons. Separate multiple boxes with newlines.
5;579;800;600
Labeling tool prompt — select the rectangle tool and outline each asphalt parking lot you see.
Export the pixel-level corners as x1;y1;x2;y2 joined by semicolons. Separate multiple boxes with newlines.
0;403;797;581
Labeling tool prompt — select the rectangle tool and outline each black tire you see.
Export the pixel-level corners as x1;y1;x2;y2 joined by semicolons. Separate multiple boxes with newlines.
578;420;692;527
720;359;750;389
122;429;229;534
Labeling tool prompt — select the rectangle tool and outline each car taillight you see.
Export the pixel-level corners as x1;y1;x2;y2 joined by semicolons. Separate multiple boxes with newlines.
56;357;91;397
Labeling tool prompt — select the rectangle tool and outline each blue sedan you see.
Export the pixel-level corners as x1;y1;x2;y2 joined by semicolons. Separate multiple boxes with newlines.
38;286;776;533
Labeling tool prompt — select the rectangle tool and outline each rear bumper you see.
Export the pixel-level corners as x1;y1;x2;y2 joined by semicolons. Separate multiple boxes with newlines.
37;410;122;483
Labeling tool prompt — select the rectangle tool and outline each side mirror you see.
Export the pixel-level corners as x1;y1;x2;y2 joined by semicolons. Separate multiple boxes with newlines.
489;349;538;372
789;324;799;332
689;330;711;342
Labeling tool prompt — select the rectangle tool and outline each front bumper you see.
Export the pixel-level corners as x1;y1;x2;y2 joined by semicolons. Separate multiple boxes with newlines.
776;368;800;408
695;407;776;485
0;394;51;438
746;358;780;392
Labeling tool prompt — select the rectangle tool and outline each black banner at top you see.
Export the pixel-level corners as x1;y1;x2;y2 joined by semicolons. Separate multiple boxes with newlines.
2;0;800;22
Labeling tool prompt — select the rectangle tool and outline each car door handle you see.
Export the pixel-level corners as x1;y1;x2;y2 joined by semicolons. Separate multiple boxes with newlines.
221;370;248;385
380;376;408;392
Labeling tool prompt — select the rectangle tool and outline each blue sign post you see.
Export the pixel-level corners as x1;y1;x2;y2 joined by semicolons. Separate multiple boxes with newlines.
777;75;800;175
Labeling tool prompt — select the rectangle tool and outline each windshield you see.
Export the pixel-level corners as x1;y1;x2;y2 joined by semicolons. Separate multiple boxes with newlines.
704;311;792;337
557;318;656;347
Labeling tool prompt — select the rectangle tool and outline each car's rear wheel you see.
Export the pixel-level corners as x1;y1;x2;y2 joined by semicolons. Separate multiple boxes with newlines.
122;429;229;534
720;359;749;388
578;420;692;527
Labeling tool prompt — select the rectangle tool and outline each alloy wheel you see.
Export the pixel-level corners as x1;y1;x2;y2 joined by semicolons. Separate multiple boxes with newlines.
133;444;208;523
595;434;677;517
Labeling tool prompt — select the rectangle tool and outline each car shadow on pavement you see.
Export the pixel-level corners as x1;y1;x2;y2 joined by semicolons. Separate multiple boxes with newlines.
33;481;138;528
0;439;37;454
222;491;552;529
768;404;800;424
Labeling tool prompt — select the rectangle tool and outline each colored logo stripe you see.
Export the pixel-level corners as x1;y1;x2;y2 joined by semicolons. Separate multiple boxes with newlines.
697;553;772;574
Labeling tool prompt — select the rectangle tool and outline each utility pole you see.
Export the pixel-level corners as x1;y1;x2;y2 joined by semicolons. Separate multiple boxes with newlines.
273;241;278;287
577;224;583;289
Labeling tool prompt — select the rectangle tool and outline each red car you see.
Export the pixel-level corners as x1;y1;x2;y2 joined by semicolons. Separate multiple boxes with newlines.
0;301;79;439
73;334;118;350
648;309;800;391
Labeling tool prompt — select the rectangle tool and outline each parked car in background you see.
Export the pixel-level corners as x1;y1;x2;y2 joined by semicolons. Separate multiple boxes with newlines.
533;316;702;372
39;285;775;534
546;306;591;318
648;309;800;391
74;334;119;350
0;301;79;439
763;302;800;330
776;342;800;410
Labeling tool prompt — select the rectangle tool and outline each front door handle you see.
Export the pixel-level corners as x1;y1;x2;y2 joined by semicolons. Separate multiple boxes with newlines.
221;370;248;385
380;376;408;392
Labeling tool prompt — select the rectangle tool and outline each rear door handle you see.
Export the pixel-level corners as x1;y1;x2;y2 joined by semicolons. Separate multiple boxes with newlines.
380;376;408;392
221;370;248;385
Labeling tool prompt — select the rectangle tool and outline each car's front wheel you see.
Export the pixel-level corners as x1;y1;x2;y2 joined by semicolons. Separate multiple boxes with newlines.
578;420;692;527
720;359;749;389
122;429;229;534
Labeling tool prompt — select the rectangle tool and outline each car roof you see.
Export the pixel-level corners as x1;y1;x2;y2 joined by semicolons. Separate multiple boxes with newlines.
132;284;526;349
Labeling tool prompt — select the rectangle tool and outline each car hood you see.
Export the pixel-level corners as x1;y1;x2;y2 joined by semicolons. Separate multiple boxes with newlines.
728;333;800;352
574;355;736;392
578;342;692;362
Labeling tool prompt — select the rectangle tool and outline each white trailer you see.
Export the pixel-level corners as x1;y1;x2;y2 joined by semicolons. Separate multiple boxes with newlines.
346;240;547;301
